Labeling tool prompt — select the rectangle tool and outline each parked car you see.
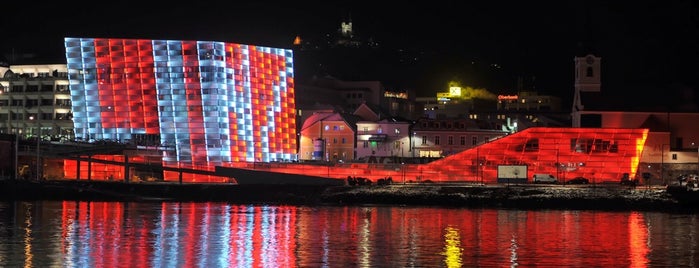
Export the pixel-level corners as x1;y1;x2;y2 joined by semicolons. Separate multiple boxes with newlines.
567;177;589;184
532;174;558;184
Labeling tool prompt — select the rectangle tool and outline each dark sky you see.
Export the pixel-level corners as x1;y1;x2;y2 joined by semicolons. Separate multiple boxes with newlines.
2;1;698;103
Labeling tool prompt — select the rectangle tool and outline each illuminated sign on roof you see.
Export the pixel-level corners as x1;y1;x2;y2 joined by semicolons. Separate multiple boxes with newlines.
498;95;518;100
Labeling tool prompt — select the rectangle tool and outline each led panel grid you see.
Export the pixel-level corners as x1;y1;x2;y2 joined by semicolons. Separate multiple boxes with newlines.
65;37;297;169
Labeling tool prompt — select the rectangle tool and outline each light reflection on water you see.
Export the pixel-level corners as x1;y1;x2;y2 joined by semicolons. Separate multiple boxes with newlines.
0;201;697;267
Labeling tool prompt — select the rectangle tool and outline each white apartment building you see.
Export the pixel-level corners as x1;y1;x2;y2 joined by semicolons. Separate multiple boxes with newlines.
0;64;74;141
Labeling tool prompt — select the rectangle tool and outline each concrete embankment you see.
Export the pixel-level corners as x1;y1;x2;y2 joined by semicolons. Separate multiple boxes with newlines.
0;180;694;212
0;180;328;204
320;184;687;212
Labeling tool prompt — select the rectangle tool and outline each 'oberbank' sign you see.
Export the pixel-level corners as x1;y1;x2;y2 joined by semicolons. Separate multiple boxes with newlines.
498;95;518;100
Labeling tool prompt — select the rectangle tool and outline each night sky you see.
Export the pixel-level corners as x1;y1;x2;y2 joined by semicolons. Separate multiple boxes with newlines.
2;1;698;104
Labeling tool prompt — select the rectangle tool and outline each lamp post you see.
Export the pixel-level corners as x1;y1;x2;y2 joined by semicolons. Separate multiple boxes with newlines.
411;132;415;158
556;149;560;184
693;142;699;176
30;116;40;181
476;147;480;184
647;164;652;189
401;162;405;184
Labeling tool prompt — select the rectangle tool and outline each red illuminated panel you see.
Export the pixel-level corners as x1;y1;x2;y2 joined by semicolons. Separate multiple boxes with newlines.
420;127;649;183
65;37;298;182
223;127;649;185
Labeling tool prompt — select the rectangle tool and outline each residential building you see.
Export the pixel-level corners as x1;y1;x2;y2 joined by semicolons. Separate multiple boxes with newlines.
297;112;360;162
412;118;509;158
0;64;74;141
296;76;416;119
416;83;569;133
355;118;411;161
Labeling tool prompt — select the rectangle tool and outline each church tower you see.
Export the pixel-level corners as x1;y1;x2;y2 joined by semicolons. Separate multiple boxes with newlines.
571;54;601;127
574;54;601;93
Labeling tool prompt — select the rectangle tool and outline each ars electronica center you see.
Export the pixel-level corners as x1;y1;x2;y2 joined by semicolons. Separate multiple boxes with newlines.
63;37;297;182
62;37;650;184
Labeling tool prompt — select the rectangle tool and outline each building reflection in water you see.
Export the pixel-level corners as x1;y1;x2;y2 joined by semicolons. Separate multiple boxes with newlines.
2;201;698;267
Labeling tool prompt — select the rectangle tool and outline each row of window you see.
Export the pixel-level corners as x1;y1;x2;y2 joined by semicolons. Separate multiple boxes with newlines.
421;135;487;146
0;99;72;107
358;135;488;148
4;72;69;79
3;84;70;93
0;112;72;121
360;127;402;134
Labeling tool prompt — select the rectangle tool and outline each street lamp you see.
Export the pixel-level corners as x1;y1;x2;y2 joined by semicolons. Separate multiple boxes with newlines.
401;162;405;184
29;116;40;181
411;132;415;158
693;142;699;176
556;149;560;183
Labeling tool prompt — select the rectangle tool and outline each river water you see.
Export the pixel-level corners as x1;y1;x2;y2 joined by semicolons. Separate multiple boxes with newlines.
0;201;697;267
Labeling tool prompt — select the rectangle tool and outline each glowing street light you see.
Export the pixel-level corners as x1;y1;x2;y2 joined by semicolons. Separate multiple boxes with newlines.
696;144;699;176
29;116;40;181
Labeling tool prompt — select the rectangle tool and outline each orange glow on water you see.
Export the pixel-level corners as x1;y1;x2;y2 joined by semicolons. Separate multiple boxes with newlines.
628;212;650;267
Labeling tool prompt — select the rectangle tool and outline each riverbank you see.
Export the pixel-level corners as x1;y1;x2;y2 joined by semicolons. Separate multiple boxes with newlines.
0;180;695;212
321;184;689;212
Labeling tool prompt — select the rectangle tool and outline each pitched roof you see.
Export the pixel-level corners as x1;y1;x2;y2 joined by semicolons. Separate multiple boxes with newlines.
300;112;363;132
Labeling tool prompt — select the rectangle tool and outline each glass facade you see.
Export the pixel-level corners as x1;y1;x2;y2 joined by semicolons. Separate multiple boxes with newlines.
64;37;297;169
419;127;649;184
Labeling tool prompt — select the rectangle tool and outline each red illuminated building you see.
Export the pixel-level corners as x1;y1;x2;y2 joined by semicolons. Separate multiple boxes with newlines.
222;127;648;185
62;37;297;182
57;38;653;185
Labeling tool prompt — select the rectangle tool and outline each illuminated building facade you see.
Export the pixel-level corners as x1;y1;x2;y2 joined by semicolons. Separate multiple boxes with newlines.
411;117;509;158
298;112;359;162
419;127;648;184
247;127;649;185
63;37;297;179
